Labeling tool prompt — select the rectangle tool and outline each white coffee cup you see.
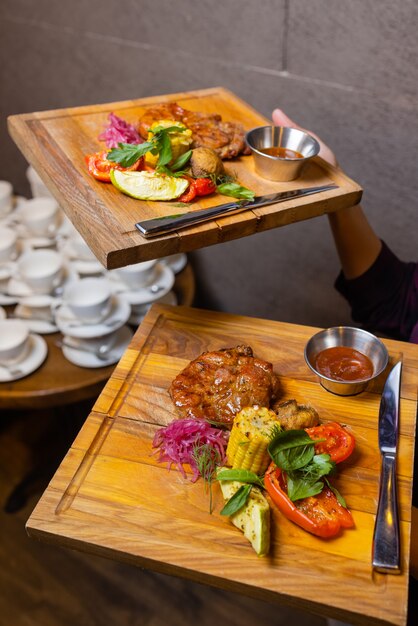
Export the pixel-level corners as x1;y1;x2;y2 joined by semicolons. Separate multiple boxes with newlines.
0;319;30;365
0;226;18;262
114;259;158;290
19;197;61;237
26;165;54;199
17;249;64;294
0;181;13;218
63;277;112;323
0;262;13;287
68;233;97;261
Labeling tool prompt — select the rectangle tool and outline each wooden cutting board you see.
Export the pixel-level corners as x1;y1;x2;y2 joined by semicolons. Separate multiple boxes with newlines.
8;87;362;269
26;305;417;626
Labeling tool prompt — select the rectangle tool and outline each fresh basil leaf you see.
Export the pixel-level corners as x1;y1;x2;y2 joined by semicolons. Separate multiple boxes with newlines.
216;182;255;200
268;430;318;471
107;142;152;167
220;484;252;516
325;477;347;508
286;474;324;501
156;132;172;167
170;149;192;171
275;445;315;472
217;469;263;487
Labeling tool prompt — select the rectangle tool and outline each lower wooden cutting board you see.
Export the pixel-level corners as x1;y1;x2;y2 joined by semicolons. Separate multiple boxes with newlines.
26;305;417;626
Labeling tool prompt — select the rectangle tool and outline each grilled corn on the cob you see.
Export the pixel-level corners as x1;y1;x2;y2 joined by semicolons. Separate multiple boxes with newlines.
226;406;278;474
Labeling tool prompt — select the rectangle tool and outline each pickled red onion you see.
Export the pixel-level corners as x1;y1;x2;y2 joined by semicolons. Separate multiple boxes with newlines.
152;418;229;481
98;112;142;148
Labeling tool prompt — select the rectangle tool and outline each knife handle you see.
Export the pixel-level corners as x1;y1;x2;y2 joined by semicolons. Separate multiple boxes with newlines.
372;454;401;573
135;201;246;238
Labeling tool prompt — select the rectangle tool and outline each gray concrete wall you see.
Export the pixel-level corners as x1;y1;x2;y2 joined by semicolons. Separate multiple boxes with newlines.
1;0;416;329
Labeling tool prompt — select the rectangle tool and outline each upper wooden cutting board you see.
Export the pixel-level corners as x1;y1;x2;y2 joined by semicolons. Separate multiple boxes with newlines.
26;304;417;626
8;87;362;269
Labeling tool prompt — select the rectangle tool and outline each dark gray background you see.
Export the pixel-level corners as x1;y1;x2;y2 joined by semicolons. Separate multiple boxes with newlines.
1;0;416;329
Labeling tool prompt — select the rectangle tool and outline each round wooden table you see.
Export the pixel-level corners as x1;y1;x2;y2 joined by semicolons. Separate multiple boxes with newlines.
0;264;195;410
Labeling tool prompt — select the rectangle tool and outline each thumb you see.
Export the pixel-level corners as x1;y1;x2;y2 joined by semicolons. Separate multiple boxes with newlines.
272;108;338;167
272;108;301;129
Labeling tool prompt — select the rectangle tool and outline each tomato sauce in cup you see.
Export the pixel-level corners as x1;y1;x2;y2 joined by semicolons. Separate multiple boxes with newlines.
315;346;374;382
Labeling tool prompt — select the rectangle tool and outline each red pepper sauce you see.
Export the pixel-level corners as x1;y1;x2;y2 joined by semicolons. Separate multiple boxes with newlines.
315;346;374;382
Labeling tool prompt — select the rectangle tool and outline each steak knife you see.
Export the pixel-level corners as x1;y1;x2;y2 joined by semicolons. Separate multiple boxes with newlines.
135;184;338;238
372;361;402;574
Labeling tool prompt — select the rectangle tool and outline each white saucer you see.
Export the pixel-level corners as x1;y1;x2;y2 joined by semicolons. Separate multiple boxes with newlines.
6;263;78;299
0;334;48;382
109;263;175;306
18;294;55;308
0;263;19;304
128;291;177;326
0;260;17;280
161;253;187;274
55;294;131;338
20;235;58;250
61;325;133;368
0;292;18;306
13;303;58;334
58;239;97;262
0;306;6;319
69;258;105;277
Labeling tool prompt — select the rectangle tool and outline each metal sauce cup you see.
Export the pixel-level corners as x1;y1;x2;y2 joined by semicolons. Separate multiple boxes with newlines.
245;126;320;182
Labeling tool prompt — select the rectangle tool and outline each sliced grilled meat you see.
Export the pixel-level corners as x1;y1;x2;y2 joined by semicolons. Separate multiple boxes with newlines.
138;102;250;159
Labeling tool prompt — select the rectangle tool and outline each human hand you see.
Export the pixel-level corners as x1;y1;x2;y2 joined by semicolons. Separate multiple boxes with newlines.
272;108;338;168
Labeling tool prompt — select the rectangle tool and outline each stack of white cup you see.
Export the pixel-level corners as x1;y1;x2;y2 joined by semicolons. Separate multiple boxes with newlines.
0;319;30;367
18;197;62;239
0;181;13;220
26;165;54;199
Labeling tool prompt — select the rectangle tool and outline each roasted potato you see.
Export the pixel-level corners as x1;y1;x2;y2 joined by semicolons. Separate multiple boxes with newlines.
190;147;225;178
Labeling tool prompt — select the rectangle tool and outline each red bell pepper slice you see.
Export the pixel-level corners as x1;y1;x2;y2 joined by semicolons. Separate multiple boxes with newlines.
85;150;143;183
178;176;216;202
305;422;355;464
178;178;197;203
194;177;216;196
264;464;354;538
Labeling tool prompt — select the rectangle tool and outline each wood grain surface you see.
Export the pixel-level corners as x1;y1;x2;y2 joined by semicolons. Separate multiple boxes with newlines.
8;87;362;269
26;305;417;626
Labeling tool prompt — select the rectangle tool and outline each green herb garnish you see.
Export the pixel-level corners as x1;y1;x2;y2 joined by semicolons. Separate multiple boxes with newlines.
216;181;255;200
268;429;322;472
192;441;223;514
107;125;188;169
220;483;253;516
268;429;333;502
217;468;264;488
324;477;347;507
107;142;152;167
286;454;335;501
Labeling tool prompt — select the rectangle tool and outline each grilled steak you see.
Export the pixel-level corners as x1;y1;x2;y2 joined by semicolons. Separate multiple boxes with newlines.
169;345;280;426
138;102;250;159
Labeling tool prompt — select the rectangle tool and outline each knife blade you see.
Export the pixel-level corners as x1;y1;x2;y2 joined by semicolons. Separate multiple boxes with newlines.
135;184;338;238
372;360;402;574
